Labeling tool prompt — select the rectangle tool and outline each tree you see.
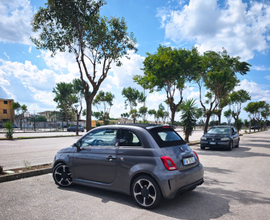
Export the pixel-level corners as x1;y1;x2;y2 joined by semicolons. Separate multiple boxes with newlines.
120;112;130;123
197;49;251;133
93;91;115;124
224;109;232;125
53;83;74;124
261;103;270;130
11;102;28;129
130;109;140;123
122;87;145;111
52;79;83;135
30;116;47;122
179;99;197;143
244;101;266;132
139;106;148;122
134;45;200;126
244;119;249;129
31;0;137;131
4;121;14;139
235;119;243;133
229;90;251;127
148;109;157;123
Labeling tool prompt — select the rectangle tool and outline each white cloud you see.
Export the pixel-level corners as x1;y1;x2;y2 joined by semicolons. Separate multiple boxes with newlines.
252;65;270;71
236;79;270;101
157;0;270;60
0;58;60;109
109;50;145;88
3;52;9;59
0;0;34;45
265;76;270;81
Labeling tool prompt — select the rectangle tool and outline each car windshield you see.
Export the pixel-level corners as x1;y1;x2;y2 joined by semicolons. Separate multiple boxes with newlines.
208;127;230;135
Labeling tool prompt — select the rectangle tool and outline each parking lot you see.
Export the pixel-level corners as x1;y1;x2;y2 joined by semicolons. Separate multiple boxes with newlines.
0;130;270;219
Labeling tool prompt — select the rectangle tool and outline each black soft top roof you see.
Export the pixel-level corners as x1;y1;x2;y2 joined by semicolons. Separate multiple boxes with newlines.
117;123;171;129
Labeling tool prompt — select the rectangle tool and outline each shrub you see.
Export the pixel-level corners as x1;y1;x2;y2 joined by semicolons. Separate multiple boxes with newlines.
4;121;14;139
235;119;243;133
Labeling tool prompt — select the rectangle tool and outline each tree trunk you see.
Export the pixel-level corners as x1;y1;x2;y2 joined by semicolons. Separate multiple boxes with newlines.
217;110;221;125
170;110;175;126
204;114;211;134
76;113;79;136
86;100;92;131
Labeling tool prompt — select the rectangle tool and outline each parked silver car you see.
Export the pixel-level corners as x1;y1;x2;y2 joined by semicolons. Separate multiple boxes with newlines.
52;124;204;209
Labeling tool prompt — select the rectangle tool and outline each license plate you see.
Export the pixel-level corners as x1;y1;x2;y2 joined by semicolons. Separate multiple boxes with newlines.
183;157;196;165
210;142;216;145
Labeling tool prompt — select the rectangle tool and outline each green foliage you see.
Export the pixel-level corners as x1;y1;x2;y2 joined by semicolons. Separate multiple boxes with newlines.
52;79;84;126
235;119;243;133
31;0;137;131
92;111;103;120
121;112;130;118
130;109;140;123
224;109;232;124
122;87;145;110
134;45;200;125
11;102;28;129
244;119;249;128
93;90;115;124
30;116;47;122
139;106;148;121
179;99;197;143
96;122;101;127
197;48;251;133
4;121;14;139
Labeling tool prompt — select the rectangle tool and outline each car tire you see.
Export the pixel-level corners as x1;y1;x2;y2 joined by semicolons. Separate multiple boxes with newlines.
235;139;240;148
200;145;205;150
53;163;73;187
131;175;162;209
227;141;233;151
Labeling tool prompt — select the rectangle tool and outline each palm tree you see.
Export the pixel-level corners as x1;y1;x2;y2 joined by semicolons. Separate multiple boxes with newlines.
180;99;197;143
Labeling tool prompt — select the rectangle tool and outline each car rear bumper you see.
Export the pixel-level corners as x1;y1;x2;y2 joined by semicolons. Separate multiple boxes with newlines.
156;163;204;199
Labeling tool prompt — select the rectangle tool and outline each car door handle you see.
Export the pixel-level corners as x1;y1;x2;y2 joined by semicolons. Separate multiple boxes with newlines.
106;156;116;161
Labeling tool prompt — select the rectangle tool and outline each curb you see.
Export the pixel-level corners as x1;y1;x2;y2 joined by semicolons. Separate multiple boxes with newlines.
188;142;200;146
0;135;81;140
0;167;52;183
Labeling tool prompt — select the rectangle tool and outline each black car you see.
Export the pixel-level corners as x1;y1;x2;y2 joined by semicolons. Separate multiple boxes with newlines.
67;125;84;132
200;125;240;151
250;125;261;130
53;124;204;209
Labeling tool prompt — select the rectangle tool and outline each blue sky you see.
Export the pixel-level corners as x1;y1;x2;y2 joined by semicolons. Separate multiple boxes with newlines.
0;0;270;122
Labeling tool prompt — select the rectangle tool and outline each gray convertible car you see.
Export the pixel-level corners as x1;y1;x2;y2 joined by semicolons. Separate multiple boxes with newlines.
52;124;204;209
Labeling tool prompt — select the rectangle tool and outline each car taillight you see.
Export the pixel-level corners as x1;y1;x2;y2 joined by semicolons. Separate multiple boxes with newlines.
193;151;200;162
161;156;177;171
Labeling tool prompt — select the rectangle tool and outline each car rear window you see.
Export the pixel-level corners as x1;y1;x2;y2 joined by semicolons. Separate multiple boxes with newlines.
148;127;186;147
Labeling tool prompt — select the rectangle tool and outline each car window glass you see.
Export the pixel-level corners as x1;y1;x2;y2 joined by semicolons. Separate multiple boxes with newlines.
80;129;117;147
118;130;141;146
208;128;230;135
158;131;182;141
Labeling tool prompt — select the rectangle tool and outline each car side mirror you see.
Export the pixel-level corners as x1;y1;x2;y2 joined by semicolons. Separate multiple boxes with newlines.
74;140;82;151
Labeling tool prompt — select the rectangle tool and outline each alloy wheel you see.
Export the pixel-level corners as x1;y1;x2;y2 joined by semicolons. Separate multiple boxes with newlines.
132;176;161;209
53;164;73;187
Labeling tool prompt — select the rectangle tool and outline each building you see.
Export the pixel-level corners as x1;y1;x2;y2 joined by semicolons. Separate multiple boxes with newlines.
0;98;14;125
38;111;61;122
